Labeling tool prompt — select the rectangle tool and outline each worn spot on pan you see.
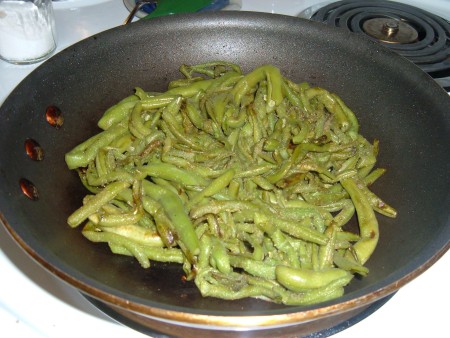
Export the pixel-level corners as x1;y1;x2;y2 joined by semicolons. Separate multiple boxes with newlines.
45;105;64;129
19;178;39;201
24;138;44;161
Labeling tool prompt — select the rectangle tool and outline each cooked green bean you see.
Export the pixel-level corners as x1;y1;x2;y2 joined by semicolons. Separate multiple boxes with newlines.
139;162;208;187
66;62;396;306
97;95;140;130
276;265;352;292
67;181;131;227
142;180;200;261
341;177;379;264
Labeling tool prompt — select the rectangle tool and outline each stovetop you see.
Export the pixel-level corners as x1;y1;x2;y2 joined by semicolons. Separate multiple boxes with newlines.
0;1;449;337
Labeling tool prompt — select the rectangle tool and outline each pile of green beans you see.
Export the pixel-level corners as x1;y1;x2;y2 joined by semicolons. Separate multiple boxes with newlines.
65;62;397;306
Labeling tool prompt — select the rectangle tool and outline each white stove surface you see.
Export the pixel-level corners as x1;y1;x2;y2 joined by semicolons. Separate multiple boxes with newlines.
1;1;449;337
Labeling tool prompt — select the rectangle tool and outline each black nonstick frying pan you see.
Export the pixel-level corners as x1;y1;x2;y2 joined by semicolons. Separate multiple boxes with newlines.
0;11;448;337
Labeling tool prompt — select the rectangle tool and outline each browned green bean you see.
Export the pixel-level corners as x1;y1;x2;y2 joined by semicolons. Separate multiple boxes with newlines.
66;62;396;306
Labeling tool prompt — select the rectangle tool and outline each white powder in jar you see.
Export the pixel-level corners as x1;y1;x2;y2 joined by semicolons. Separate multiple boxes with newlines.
0;0;56;63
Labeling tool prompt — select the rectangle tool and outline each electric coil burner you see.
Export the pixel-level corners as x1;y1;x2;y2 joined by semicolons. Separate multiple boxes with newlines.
305;0;450;90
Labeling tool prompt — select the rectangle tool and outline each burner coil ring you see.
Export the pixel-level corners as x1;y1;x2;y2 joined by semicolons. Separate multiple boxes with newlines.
311;0;450;74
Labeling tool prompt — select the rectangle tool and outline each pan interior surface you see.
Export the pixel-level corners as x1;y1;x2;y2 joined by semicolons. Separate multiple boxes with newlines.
0;11;448;325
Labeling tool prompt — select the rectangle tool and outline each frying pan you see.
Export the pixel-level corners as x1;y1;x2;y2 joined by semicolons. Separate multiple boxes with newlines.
0;11;449;337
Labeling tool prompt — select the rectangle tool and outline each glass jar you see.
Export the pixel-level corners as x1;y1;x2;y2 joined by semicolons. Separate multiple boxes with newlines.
0;0;57;64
